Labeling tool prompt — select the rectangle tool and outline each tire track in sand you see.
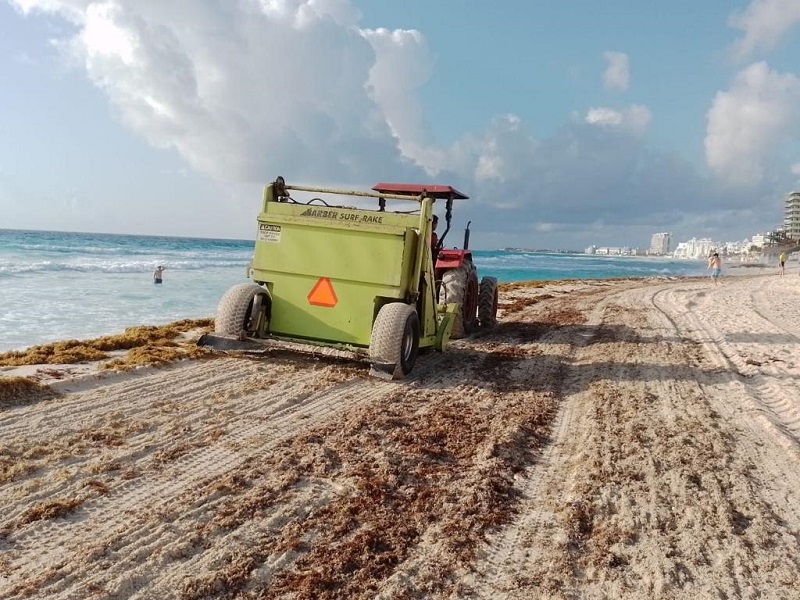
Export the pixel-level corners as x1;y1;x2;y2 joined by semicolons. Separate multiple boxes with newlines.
0;356;404;599
467;278;800;599
652;279;800;455
649;279;800;524
466;285;620;598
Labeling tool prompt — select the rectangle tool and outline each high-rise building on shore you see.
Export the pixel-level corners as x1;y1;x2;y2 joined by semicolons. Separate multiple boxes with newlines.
673;238;716;259
785;191;800;241
649;232;671;255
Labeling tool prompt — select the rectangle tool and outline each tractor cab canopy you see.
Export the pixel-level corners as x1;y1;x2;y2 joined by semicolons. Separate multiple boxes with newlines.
371;183;469;201
373;183;468;253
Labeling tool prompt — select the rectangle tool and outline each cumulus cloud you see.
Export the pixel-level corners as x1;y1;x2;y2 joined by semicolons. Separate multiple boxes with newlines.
7;0;788;249
705;62;800;185
10;0;420;184
361;27;441;172
602;51;629;91
729;0;800;60
585;105;651;135
585;107;623;127
468;114;537;185
422;110;726;235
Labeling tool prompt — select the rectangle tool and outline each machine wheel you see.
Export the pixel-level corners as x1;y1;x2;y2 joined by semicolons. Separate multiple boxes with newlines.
215;283;269;337
369;303;420;379
478;276;499;327
441;261;479;339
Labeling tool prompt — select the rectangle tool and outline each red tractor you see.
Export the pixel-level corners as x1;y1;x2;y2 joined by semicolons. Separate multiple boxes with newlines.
372;183;499;338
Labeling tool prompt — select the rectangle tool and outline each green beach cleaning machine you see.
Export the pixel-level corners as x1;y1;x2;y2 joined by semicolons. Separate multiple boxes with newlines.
198;176;499;379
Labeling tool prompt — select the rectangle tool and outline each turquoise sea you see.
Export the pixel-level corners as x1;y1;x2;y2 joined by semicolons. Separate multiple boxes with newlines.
0;229;707;352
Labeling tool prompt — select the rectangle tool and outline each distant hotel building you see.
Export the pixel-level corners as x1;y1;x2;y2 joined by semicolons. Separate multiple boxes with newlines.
785;191;800;241
649;232;672;255
583;245;638;256
673;238;716;260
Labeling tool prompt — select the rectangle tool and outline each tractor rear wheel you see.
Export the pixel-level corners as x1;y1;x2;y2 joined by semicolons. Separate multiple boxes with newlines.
215;283;269;337
478;276;499;327
442;261;479;339
369;303;420;379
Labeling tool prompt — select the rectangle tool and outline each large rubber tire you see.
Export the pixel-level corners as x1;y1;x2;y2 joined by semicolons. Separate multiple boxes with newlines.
214;283;269;337
441;262;479;339
369;303;420;379
478;276;499;328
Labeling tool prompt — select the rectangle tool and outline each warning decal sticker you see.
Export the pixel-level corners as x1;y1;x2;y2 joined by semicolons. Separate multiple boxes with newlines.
257;223;281;243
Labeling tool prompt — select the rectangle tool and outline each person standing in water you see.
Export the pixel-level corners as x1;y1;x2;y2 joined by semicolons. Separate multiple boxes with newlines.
707;252;721;286
153;265;165;284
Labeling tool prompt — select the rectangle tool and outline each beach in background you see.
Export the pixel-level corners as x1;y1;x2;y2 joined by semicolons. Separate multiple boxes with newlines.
0;229;725;352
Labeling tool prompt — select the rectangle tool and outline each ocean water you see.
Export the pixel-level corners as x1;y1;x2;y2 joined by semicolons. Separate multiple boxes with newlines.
0;229;707;352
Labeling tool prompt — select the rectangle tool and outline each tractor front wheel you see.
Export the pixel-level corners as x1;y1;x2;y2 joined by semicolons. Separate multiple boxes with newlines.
369;303;420;379
215;283;270;338
441;262;479;339
478;276;499;327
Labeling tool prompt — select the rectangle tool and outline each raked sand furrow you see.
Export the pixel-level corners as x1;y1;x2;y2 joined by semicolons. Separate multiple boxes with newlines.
1;358;401;599
661;285;800;447
0;360;316;519
651;278;800;523
0;359;266;440
4;274;800;599
466;286;619;598
667;279;800;452
504;279;800;598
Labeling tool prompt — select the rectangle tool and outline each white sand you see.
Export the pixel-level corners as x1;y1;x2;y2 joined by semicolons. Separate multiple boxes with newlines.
2;270;800;599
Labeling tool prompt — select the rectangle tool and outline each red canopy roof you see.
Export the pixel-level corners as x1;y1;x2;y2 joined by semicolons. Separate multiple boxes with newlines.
371;183;469;200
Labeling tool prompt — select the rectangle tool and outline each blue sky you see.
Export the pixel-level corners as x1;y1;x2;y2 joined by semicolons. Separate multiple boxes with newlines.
2;0;800;250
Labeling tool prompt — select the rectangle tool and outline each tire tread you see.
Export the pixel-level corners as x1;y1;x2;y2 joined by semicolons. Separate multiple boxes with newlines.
215;283;267;336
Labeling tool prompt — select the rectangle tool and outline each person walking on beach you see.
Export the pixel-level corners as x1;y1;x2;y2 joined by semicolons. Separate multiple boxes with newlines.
707;252;721;286
153;265;165;284
779;252;786;277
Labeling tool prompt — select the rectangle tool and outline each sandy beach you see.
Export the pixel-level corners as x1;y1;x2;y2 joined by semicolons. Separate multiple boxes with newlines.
2;269;800;599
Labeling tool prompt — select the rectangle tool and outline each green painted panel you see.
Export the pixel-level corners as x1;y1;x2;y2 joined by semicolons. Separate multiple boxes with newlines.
254;223;413;287
263;202;419;229
250;203;427;345
263;273;397;346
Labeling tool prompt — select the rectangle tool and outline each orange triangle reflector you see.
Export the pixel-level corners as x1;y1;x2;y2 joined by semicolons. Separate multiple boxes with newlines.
307;277;338;308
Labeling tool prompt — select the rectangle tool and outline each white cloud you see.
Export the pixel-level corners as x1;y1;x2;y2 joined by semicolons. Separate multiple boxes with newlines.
585;105;650;135
624;105;651;134
729;0;800;60
470;114;536;184
81;2;136;65
792;163;800;176
6;0;790;250
256;0;361;28
9;0;87;22
362;27;440;172
10;0;417;184
586;107;623;127
602;51;629;91
705;62;800;185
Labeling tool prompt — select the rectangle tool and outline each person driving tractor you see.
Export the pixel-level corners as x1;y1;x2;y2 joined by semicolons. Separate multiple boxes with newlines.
431;214;439;258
